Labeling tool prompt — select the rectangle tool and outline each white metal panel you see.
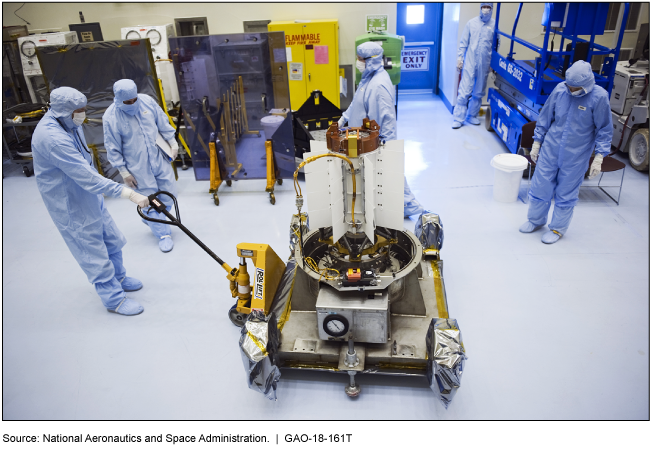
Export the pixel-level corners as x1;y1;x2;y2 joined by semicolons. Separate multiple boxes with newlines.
374;140;404;231
330;157;346;242
362;155;376;241
304;144;332;230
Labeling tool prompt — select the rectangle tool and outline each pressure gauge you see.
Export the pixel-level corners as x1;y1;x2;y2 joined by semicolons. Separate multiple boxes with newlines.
21;40;37;58
323;314;349;338
125;30;141;40
146;29;162;46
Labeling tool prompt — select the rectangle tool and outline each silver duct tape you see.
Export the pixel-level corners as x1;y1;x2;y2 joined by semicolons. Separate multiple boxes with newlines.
289;213;310;256
415;211;444;252
239;310;281;400
426;318;466;409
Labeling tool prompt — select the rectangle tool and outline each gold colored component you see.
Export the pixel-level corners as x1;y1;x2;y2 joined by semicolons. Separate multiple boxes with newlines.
209;140;223;194
282;361;340;372
318;234;396;258
326;118;380;155
347;132;358;158
431;260;449;319
375;362;427;371
305;257;340;281
236;243;286;313
16;110;44;118
87;144;104;176
265;140;276;193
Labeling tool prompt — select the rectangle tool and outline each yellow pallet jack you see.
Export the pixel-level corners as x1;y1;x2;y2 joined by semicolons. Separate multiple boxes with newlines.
138;191;284;324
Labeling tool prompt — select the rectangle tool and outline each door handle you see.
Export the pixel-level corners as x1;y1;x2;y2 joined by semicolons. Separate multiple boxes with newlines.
261;93;267;113
308;73;311;82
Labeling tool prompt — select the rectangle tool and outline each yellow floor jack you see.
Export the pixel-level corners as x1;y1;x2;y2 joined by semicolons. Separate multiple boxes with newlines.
137;190;285;325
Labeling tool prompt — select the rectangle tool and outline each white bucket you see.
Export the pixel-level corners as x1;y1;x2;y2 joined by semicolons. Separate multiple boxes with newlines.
490;154;529;202
260;115;284;139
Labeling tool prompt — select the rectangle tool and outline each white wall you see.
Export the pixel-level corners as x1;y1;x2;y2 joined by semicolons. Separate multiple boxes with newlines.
2;2;397;67
439;3;460;107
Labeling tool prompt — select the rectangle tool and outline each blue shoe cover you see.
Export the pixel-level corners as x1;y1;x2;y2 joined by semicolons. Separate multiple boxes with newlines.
159;235;174;253
541;230;562;244
519;221;544;233
465;116;480;125
452;121;462;129
107;297;144;316
121;276;143;292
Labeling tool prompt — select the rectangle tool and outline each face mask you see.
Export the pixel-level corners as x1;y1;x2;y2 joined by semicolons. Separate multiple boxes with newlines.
482;8;491;15
569;87;583;96
72;112;86;126
356;59;366;72
118;98;139;116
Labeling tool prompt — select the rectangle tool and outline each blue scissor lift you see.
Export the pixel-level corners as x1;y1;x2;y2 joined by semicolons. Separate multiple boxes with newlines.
487;2;630;154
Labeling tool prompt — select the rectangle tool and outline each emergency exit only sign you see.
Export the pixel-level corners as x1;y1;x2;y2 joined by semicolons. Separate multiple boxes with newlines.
401;47;429;71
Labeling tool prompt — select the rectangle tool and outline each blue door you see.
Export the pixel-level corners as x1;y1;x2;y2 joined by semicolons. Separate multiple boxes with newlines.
396;3;443;92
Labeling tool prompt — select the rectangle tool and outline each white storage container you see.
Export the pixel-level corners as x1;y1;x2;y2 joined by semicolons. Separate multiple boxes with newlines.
490;154;529;202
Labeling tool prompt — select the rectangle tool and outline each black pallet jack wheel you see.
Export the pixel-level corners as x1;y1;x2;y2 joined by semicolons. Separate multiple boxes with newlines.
277;178;283;185
22;166;32;177
226;179;232;186
213;193;219;206
270;192;276;205
228;305;247;327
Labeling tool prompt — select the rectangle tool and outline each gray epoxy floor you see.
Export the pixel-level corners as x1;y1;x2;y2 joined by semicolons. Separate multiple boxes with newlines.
2;94;648;419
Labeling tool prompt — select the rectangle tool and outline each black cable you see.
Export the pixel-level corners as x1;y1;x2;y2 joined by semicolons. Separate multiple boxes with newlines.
543;31;555;73
14;3;30;25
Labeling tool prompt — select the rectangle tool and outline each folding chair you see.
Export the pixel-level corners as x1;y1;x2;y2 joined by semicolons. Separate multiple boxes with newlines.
584;155;626;205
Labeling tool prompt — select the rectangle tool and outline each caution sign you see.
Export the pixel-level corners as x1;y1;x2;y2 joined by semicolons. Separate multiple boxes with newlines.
401;47;429;71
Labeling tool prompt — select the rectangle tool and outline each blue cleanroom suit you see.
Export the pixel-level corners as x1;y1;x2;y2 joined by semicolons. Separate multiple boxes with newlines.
452;3;497;127
32;87;143;315
339;42;425;217
103;79;177;252
523;60;613;243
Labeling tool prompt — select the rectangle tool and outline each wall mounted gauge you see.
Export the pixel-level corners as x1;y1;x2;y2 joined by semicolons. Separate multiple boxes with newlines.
146;29;162;45
20;40;36;58
125;30;141;40
322;314;349;338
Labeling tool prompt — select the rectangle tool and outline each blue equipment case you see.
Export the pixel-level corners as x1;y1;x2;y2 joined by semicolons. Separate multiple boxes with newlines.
487;2;630;154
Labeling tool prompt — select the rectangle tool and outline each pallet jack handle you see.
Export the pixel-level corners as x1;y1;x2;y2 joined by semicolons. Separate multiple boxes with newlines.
137;191;235;275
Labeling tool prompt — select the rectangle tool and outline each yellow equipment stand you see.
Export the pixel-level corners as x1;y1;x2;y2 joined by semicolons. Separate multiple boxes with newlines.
207;78;281;206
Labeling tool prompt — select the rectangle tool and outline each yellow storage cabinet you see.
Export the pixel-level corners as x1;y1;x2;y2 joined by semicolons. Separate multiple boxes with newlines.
268;19;340;110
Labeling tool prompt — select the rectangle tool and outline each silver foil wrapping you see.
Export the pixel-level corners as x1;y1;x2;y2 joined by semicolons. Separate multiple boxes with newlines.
289;213;309;257
239;310;281;401
415;211;444;254
268;259;297;332
426;318;466;409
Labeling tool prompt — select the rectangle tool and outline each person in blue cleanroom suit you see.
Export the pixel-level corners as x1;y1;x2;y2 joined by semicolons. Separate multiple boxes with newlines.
452;3;498;129
103;79;179;253
32;87;150;316
519;60;613;244
338;41;425;217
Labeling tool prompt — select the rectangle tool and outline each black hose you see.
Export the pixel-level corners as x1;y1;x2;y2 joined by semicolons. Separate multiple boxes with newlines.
137;191;229;267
